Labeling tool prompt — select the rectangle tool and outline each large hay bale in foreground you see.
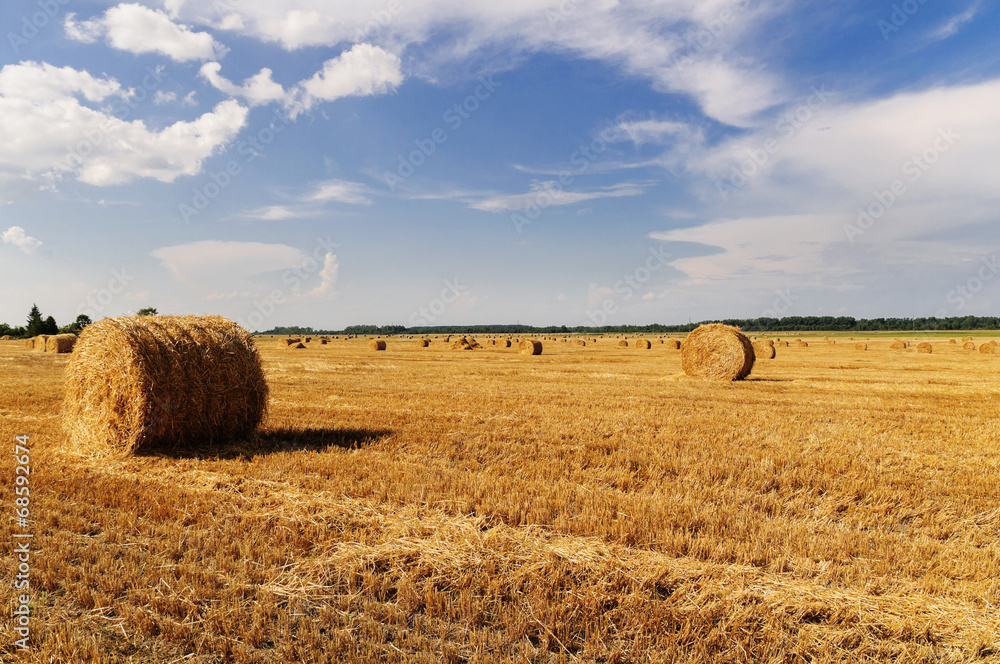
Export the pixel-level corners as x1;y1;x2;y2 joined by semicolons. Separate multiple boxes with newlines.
681;324;755;381
63;315;267;456
45;334;77;354
519;340;542;355
917;342;932;354
665;339;681;349
370;340;387;351
855;343;867;351
980;343;996;355
634;339;652;350
889;340;907;350
752;340;775;359
964;341;976;350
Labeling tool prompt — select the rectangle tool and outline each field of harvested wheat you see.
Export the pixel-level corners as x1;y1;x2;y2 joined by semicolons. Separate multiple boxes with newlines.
2;333;1000;663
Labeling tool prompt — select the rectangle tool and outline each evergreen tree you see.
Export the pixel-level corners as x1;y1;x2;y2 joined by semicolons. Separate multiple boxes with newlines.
25;304;43;336
137;307;158;316
41;316;58;335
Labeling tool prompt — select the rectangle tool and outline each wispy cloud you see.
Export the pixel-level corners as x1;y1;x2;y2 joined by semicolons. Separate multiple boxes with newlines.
929;3;980;41
469;182;646;213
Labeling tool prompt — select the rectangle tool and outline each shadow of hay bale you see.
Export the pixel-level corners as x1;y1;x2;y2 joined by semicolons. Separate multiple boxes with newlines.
134;426;393;460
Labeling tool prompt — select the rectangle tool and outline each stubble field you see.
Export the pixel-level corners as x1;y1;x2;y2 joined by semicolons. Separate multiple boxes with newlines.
2;333;1000;663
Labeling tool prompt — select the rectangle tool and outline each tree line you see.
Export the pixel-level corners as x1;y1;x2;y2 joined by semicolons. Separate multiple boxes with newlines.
0;305;157;338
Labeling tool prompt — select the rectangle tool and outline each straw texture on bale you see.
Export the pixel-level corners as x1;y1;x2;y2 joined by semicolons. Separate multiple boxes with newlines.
889;340;907;350
776;340;789;347
964;341;976;350
417;338;430;347
63;315;268;456
963;336;973;342
287;342;306;349
795;340;808;347
751;340;776;359
634;339;652;349
665;340;681;349
45;334;77;354
948;339;957;344
500;339;512;348
24;337;34;349
618;340;629;348
574;339;586;347
370;340;387;351
33;335;49;351
680;324;755;381
0;335;10;340
917;342;932;354
284;338;301;346
979;343;995;355
519;340;542;355
855;343;868;351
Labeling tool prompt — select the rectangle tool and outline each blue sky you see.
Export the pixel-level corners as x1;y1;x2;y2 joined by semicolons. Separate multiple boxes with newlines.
1;0;998;330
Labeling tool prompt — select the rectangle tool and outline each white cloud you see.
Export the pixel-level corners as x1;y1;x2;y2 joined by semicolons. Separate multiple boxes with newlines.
469;181;645;213
306;252;339;298
199;63;289;107
930;3;980;41
65;3;225;62
296;44;403;114
0;62;248;188
2;226;42;254
235;205;307;221
151;240;306;287
305;179;372;205
153;90;176;105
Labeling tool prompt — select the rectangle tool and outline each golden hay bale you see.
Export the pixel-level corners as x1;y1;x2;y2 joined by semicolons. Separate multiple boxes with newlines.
33;335;50;351
0;335;10;340
284;338;301;346
574;339;587;347
795;340;808;347
63;315;267;456
370;340;387;351
948;339;957;344
24;337;34;349
963;341;976;350
827;339;836;345
962;336;973;342
776;340;789;347
618;340;629;348
680;324;755;381
751;339;775;359
917;342;932;354
288;342;306;349
304;337;312;343
519;339;542;355
665;340;681;350
634;339;652;349
889;340;907;350
500;339;512;348
855;343;867;351
417;338;430;347
979;343;996;355
45;334;77;354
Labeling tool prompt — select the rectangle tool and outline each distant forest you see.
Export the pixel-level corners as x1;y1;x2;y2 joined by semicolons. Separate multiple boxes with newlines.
259;316;1000;336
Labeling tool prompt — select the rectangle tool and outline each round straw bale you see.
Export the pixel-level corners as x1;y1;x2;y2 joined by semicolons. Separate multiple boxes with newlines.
417;338;430;347
618;340;629;348
889;340;907;350
574;339;586;347
519;339;542;355
34;335;49;352
681;324;755;381
964;341;976;350
320;339;329;345
963;336;973;342
795;339;808;347
917;342;932;354
855;343;867;351
776;340;789;347
752;339;775;359
500;339;512;347
827;339;836;344
979;343;995;355
665;339;681;349
46;333;77;354
304;337;312;343
634;339;652;349
948;339;956;344
370;340;387;351
63;315;267;456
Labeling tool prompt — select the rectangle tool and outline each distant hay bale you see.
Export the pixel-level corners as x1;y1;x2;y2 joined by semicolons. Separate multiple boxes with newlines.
500;339;512;347
948;339;957;345
0;335;10;341
917;342;932;354
776;340;789;347
370;340;387;351
24;337;34;349
889;340;907;350
320;339;329;345
855;343;867;351
304;337;312;343
63;315;268;456
963;341;976;350
680;324;754;381
962;336;973;342
45;334;77;354
979;343;995;355
574;339;586;347
634;339;652;349
795;340;808;347
752;339;775;359
284;338;300;346
519;339;542;355
288;342;306;349
618;340;629;348
33;335;50;352
827;339;836;345
417;338;430;347
664;339;681;349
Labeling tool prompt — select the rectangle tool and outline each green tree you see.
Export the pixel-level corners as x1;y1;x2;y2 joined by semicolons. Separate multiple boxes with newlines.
41;315;58;335
137;307;158;316
25;304;43;336
60;314;93;334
